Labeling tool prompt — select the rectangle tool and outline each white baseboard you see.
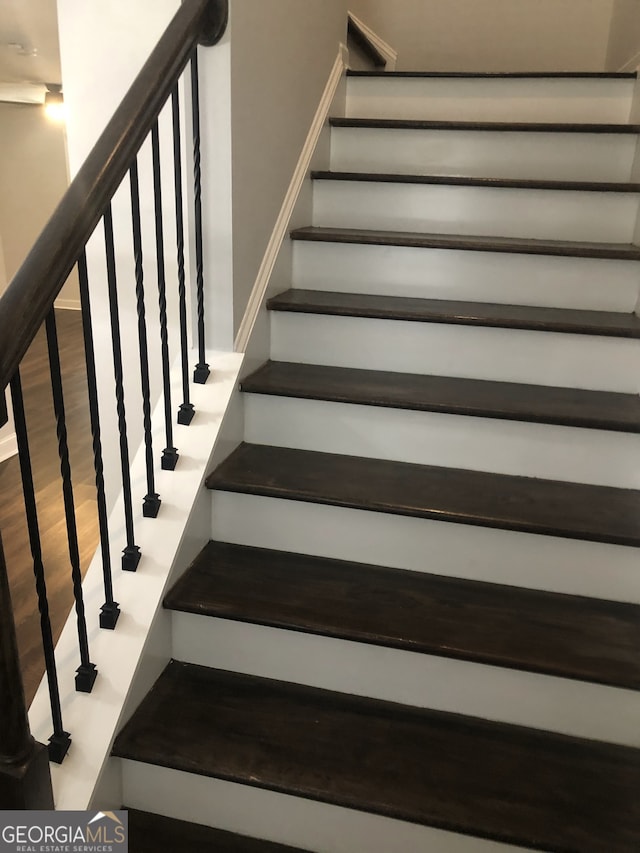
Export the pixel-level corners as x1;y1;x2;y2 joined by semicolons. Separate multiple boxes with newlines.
0;430;17;463
618;50;640;73
234;43;350;353
54;299;82;311
347;11;398;71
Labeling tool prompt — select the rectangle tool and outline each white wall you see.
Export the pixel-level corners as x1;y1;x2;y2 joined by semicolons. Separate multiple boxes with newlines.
0;102;78;307
607;0;640;71
57;0;182;509
349;0;614;72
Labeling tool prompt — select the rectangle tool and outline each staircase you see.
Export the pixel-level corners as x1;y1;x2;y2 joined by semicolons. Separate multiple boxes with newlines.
113;71;640;851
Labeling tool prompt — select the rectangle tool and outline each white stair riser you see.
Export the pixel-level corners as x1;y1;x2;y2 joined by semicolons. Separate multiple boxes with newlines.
244;394;640;489
211;493;640;603
121;761;524;853
312;181;640;243
346;77;635;123
270;313;640;393
330;127;638;182
292;241;640;312
172;613;640;747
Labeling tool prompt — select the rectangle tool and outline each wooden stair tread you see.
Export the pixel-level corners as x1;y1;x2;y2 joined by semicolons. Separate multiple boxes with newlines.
113;661;640;851
241;361;640;433
267;288;640;338
347;70;638;79
290;226;640;260
165;541;640;690
127;809;308;853
206;443;640;547
312;170;640;193
330;117;640;134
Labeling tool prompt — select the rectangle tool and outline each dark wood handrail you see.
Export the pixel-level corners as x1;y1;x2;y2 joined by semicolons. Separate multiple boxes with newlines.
0;0;228;395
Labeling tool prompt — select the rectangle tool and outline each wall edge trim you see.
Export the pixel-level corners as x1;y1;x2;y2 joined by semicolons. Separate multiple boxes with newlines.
234;43;349;353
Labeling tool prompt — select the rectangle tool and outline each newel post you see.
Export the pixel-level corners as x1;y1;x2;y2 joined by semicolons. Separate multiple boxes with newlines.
0;395;54;809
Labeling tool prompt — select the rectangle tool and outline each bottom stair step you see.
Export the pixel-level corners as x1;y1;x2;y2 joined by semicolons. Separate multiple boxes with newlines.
127;809;309;852
113;661;640;852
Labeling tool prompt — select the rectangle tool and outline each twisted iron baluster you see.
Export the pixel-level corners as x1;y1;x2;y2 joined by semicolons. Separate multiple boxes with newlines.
129;159;161;518
151;119;179;471
103;204;141;571
10;370;71;762
172;83;195;425
190;49;209;384
45;309;97;694
77;250;120;628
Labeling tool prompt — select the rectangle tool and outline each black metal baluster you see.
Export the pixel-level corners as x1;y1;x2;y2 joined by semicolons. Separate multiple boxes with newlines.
190;49;209;384
77;251;120;628
130;159;161;518
45;309;98;694
103;205;141;571
9;371;71;762
172;83;195;425
151;120;179;471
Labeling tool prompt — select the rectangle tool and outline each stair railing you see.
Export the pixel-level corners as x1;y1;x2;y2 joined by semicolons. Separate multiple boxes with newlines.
0;0;227;808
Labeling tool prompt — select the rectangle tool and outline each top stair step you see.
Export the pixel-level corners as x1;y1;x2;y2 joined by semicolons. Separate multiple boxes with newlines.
347;71;638;79
312;170;640;194
345;73;636;124
331;117;640;133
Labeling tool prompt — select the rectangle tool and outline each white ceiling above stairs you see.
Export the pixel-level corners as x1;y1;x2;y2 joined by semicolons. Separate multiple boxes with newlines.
0;0;61;103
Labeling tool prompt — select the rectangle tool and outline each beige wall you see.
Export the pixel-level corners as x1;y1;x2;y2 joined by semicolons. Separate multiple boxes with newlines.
607;0;640;71
349;0;614;72
229;0;348;334
0;102;77;305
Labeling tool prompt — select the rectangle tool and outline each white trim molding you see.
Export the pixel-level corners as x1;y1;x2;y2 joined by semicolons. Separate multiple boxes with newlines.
54;299;82;311
234;44;350;354
0;429;17;463
347;12;398;71
618;50;640;74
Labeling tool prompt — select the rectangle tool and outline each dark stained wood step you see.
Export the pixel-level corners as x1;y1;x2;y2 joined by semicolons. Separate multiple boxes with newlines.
290;226;640;260
312;170;640;193
165;541;640;690
347;70;638;79
127;809;309;853
267;289;640;338
330;117;640;134
114;661;640;852
205;443;640;547
240;361;640;433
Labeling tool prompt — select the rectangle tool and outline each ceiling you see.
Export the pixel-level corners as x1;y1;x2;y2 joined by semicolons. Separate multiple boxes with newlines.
0;0;61;103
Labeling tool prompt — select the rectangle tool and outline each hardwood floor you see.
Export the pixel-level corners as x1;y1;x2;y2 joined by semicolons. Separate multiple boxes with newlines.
0;309;98;704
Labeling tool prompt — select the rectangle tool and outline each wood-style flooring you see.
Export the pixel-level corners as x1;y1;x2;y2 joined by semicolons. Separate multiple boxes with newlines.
0;309;98;704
